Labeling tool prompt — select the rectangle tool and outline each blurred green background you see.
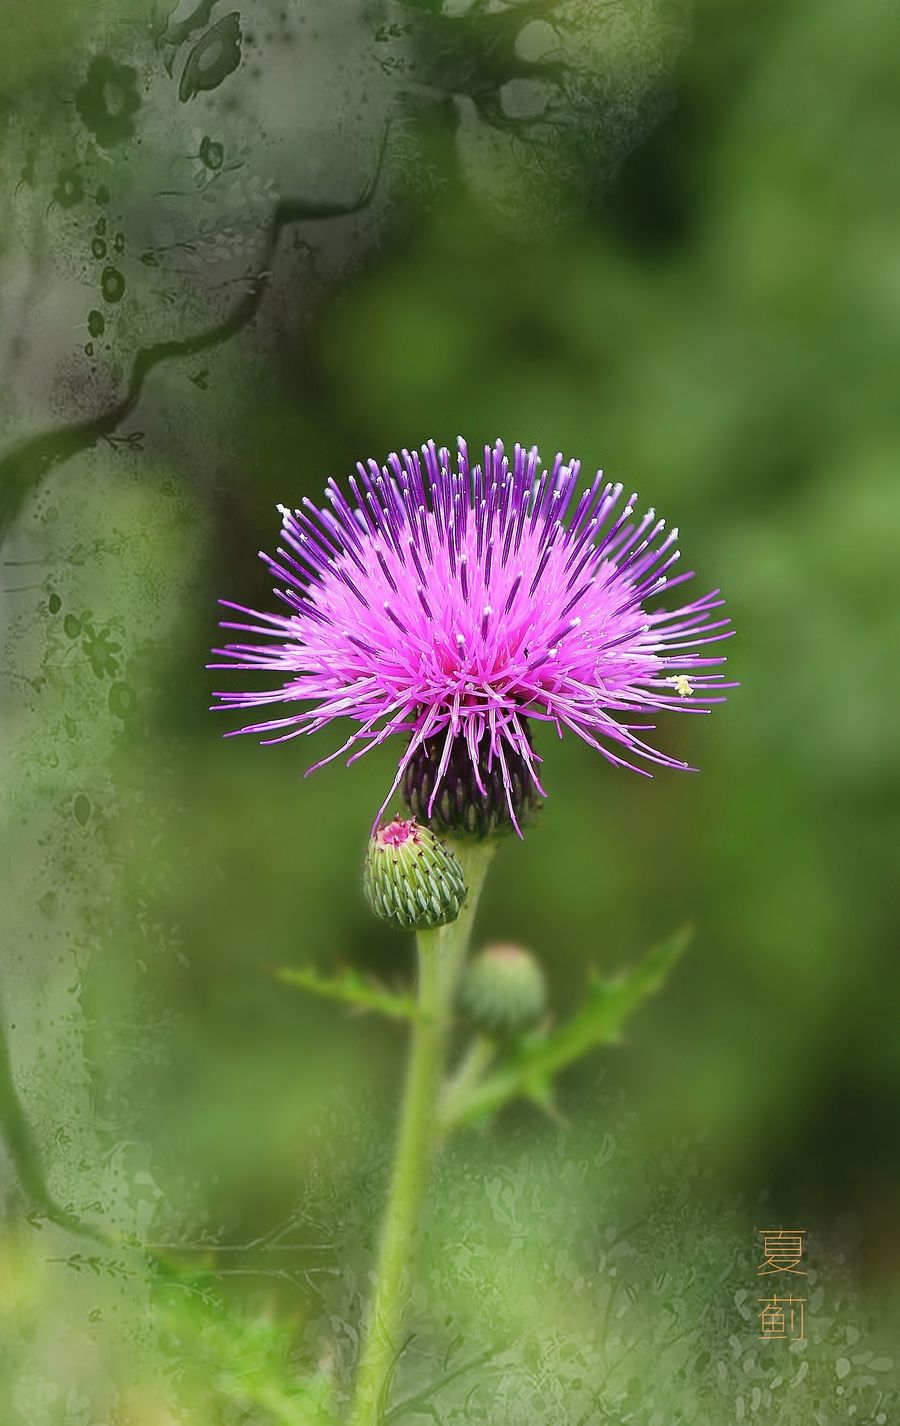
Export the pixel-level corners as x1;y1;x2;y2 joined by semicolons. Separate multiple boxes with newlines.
1;1;898;1422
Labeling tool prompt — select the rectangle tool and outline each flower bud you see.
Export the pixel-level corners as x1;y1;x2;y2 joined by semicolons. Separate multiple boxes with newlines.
458;942;546;1037
402;730;540;840
364;817;467;931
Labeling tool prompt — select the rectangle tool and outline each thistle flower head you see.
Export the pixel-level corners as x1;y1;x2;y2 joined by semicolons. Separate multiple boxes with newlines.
459;943;547;1038
363;816;467;931
210;438;734;834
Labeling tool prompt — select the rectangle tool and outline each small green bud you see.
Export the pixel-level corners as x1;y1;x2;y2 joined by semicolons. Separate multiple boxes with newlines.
458;943;547;1037
364;817;467;931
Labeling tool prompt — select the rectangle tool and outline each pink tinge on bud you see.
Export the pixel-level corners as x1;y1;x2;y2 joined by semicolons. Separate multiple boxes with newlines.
486;943;529;963
376;816;419;849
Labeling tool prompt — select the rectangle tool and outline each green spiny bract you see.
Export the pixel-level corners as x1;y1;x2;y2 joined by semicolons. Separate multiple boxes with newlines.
364;817;467;931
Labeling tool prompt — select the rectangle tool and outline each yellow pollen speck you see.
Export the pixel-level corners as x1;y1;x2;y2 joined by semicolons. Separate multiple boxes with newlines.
669;675;694;698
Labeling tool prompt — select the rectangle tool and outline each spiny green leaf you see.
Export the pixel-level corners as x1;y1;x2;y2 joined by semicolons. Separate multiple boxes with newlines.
273;965;424;1022
442;927;690;1130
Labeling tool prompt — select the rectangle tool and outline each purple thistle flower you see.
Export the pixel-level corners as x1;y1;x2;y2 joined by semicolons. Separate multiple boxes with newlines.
210;438;734;835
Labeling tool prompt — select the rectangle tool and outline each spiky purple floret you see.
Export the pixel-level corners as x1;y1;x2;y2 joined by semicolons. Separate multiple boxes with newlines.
210;438;735;833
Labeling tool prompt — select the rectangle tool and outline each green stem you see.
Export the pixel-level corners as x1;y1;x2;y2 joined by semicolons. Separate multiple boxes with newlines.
349;838;495;1426
437;1034;496;1143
